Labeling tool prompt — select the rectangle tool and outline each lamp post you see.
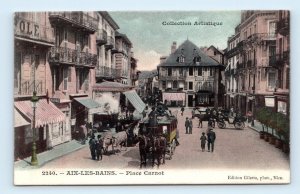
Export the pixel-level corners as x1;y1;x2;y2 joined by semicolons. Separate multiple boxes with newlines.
31;91;39;166
31;48;39;166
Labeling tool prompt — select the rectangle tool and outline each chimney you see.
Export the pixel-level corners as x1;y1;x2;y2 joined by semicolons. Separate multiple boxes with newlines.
160;56;167;64
171;41;177;54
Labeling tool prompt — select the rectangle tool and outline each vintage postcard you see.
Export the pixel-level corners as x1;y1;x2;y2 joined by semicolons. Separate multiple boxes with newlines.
13;11;290;185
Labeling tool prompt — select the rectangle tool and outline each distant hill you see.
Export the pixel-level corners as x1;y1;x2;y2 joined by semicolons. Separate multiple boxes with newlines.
138;69;157;80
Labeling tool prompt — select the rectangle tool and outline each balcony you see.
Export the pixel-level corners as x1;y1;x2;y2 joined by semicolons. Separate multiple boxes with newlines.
95;66;117;78
257;33;276;41
159;75;185;81
14;80;45;96
105;36;115;50
78;52;97;67
96;29;107;46
49;12;97;33
49;46;97;66
277;17;289;36
225;46;239;58
14;14;54;44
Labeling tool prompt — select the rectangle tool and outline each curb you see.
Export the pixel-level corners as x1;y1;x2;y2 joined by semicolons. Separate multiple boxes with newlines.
15;142;87;169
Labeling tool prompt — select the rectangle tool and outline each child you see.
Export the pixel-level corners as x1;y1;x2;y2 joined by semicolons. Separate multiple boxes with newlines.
200;132;207;152
181;106;185;116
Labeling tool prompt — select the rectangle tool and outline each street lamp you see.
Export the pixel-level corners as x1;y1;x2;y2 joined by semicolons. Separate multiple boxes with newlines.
31;91;39;165
31;47;39;166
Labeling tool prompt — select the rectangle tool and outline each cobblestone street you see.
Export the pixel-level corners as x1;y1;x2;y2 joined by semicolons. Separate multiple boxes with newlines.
40;108;289;171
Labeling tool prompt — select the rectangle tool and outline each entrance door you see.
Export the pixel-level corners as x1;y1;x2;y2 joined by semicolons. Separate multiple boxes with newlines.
188;95;193;107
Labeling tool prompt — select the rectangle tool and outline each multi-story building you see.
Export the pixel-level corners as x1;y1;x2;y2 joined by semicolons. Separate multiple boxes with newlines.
130;52;139;86
225;11;279;115
95;11;119;83
47;11;99;134
114;31;132;85
274;11;290;115
224;26;243;112
14;12;69;159
158;40;224;107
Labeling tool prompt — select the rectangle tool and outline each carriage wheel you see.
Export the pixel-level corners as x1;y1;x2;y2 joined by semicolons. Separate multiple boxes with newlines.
234;122;244;130
217;122;226;129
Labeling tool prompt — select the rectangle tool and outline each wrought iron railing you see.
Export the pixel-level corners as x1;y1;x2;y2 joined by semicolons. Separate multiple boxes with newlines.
49;47;97;66
95;66;117;77
15;80;45;96
49;12;97;31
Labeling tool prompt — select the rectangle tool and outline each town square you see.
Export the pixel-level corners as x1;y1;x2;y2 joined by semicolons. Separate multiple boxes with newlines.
13;10;290;184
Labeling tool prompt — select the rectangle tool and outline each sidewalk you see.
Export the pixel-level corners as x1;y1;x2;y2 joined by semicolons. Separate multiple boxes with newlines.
248;120;280;138
14;139;87;169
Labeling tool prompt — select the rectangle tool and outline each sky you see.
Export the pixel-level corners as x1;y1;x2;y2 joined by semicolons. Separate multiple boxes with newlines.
110;11;241;71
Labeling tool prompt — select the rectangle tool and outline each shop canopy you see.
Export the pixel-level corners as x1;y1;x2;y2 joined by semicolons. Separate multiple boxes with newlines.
163;92;185;101
14;99;66;128
14;108;30;128
74;97;101;109
123;90;146;113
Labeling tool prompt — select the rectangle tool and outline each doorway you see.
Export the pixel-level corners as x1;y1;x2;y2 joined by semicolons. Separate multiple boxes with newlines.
188;95;193;107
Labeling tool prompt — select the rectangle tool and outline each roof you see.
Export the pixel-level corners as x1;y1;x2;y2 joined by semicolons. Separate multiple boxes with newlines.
93;81;134;92
158;40;222;67
207;45;224;55
98;11;119;30
115;31;132;47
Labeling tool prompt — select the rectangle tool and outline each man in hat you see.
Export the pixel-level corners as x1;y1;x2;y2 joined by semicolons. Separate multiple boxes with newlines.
207;128;216;152
95;134;103;161
185;117;189;134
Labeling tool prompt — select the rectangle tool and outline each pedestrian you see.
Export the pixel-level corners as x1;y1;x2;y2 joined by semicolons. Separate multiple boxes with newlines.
189;118;193;134
89;135;96;160
207;128;216;152
95;135;103;161
247;110;253;126
181;106;185;116
200;132;207;152
191;108;195;119
185;117;189;134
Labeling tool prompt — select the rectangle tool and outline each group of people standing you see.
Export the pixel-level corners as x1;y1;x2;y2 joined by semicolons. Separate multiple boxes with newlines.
184;117;193;134
182;107;217;152
89;134;104;161
200;128;216;152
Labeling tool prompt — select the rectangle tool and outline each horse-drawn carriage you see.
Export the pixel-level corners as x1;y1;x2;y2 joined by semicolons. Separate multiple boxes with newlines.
138;106;178;168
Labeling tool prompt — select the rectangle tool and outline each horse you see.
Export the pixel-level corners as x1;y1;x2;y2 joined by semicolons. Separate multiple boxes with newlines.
195;108;217;128
113;130;128;152
152;135;167;168
138;135;148;168
102;132;115;155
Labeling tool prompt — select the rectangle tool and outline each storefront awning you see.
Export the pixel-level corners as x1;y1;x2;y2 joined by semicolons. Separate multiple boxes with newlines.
74;97;100;109
163;92;185;101
123;90;146;113
14;99;66;128
14;108;30;128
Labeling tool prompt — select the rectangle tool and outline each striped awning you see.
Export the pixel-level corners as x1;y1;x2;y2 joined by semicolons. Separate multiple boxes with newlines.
14;99;66;128
163;92;185;101
14;108;30;128
123;90;146;113
74;97;100;109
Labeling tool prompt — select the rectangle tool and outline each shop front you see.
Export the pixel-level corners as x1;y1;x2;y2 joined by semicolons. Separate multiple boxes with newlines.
14;99;67;160
162;92;185;107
